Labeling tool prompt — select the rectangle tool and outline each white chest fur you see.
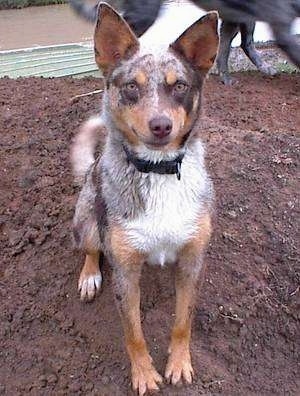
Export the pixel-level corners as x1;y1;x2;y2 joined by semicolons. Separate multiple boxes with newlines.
122;142;210;266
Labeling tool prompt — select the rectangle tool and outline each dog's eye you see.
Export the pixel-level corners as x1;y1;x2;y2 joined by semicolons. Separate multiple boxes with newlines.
173;81;188;94
121;81;139;104
125;81;138;91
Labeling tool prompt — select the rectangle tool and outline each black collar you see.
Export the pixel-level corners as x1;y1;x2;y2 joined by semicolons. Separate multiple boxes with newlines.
123;146;184;180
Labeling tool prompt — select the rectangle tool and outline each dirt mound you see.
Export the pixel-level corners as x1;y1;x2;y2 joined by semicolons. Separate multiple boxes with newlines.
0;73;299;395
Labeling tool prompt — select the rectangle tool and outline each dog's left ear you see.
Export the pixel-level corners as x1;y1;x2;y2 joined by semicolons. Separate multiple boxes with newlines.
94;3;139;75
170;12;219;74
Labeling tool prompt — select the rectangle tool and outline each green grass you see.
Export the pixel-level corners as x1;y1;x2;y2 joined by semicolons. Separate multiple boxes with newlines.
0;0;67;9
276;62;299;74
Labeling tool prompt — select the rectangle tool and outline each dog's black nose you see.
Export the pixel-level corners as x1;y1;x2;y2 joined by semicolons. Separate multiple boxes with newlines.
149;116;172;139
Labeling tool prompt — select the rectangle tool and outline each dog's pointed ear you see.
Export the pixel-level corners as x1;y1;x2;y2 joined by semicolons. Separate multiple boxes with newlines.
170;12;219;74
94;3;139;75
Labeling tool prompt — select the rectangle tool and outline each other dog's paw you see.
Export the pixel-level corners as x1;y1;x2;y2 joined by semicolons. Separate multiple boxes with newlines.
78;269;102;302
131;356;162;395
259;62;277;76
220;73;237;86
165;343;194;385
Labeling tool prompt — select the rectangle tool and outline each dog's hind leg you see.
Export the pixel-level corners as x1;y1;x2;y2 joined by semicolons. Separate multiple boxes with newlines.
73;181;104;302
240;21;277;76
165;213;212;385
216;21;239;85
78;251;102;302
272;23;300;68
74;217;103;301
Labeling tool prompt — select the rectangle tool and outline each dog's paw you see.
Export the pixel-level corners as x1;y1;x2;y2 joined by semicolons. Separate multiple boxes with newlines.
78;271;102;302
131;358;162;395
165;345;194;385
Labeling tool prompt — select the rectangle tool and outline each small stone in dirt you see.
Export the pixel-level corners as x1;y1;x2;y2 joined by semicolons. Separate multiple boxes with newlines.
101;375;110;385
259;127;268;133
227;210;237;219
60;318;74;330
25;384;33;392
28;284;40;297
200;373;211;383
68;381;82;392
57;348;73;360
37;375;47;388
47;374;58;384
239;325;248;337
51;359;64;373
82;382;94;391
69;328;79;336
9;230;24;246
254;255;265;265
243;133;258;143
18;171;38;188
54;311;65;322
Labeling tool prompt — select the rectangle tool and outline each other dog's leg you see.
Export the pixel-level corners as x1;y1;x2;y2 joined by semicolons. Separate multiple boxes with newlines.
216;21;239;85
111;228;162;395
240;21;277;76
78;251;102;301
272;23;300;68
165;214;211;385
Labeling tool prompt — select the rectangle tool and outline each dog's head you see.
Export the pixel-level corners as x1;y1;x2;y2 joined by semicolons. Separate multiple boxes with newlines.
94;4;219;152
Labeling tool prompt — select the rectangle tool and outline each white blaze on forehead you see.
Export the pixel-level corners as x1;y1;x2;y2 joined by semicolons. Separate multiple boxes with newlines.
151;90;159;112
137;42;174;67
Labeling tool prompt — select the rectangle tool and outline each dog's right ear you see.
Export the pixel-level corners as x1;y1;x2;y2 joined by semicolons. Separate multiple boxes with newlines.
94;3;139;75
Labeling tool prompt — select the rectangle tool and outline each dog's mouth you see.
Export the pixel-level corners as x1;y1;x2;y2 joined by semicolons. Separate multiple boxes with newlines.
145;140;170;150
131;127;172;150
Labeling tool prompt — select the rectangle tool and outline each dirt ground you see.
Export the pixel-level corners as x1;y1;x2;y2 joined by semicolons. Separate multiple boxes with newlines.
0;73;299;395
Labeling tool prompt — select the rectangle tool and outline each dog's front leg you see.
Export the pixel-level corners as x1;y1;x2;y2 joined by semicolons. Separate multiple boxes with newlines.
165;214;212;385
110;227;162;396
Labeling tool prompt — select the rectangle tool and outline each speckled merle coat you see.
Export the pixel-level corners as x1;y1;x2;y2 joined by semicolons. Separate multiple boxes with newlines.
71;4;219;395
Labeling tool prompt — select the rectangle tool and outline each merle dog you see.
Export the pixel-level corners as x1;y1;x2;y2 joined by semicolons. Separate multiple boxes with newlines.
72;4;218;394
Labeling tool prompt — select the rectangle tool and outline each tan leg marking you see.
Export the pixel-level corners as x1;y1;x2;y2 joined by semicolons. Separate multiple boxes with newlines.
110;225;162;395
166;213;212;385
78;252;102;302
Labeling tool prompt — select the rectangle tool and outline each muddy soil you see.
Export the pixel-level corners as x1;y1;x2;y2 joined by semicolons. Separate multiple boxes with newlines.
0;73;299;395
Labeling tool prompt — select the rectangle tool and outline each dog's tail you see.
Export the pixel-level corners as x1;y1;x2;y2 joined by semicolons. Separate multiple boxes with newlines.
69;0;98;23
71;116;105;185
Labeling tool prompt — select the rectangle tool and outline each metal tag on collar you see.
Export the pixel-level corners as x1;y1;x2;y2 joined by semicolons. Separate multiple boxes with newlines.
176;161;181;180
